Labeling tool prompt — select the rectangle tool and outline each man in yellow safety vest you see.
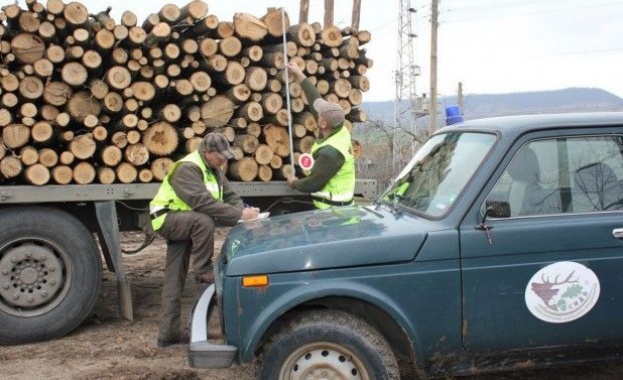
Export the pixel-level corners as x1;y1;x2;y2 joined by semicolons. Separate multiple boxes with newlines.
286;61;356;209
149;132;259;348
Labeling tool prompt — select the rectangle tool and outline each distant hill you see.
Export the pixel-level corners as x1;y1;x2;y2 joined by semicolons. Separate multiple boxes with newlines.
361;88;623;125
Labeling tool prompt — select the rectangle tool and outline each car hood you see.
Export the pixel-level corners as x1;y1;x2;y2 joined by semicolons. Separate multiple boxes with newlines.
221;205;427;276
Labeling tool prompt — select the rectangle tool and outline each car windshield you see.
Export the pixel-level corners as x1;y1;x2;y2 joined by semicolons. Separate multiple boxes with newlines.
381;132;496;217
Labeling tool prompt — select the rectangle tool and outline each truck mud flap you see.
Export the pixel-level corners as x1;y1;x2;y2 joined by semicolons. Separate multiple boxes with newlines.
189;284;237;368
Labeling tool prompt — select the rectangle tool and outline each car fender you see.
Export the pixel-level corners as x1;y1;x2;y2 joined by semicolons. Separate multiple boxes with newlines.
238;278;421;363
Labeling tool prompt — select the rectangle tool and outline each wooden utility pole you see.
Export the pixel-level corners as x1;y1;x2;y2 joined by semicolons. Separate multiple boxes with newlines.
324;0;334;27
299;0;309;23
428;0;439;135
352;0;362;31
458;81;464;111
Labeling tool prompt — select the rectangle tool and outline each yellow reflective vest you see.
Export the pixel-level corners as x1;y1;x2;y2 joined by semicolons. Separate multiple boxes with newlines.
149;150;222;231
310;127;356;209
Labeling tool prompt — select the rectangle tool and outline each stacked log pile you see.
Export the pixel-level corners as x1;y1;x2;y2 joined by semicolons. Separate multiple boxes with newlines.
0;0;372;185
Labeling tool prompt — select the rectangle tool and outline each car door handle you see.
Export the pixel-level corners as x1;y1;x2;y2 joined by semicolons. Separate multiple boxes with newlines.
613;228;623;239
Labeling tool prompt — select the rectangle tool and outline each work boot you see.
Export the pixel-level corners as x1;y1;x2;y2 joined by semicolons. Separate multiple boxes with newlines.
196;271;214;284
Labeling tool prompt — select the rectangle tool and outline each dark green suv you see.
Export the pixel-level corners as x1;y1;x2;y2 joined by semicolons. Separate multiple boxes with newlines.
189;112;623;379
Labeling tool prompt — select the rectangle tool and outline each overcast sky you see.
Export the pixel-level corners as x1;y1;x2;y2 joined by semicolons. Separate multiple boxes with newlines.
32;0;623;102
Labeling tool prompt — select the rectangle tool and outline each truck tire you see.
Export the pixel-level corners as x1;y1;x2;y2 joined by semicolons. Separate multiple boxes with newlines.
0;206;102;344
259;309;400;380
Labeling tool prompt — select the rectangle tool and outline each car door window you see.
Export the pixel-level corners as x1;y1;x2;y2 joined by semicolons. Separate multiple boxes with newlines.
487;135;623;217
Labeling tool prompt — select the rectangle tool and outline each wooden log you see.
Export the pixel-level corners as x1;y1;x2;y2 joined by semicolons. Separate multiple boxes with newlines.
269;153;283;170
192;14;219;36
92;126;108;142
151;157;174;181
105;66;132;90
103;91;123;113
38;20;57;42
145;22;171;47
261;93;283;115
0;156;23;179
73;161;96;184
24;163;50;186
97;167;116;184
289;23;315;47
233;13;267;42
190;71;211;93
82;50;102;71
235;101;263;122
20;103;38;119
31;121;53;143
38;148;58;168
143;121;178;156
20;146;39;166
2;93;19;109
127;130;141;145
65;46;84;60
121;10;138;27
67;91;101;122
257;164;272;182
218;36;242;58
124;143;149;166
261;8;289;38
116;161;137;183
259;51;284;69
45;45;65;63
69;134;96;160
3;124;30;149
291;97;305;113
18;76;44;100
264;124;290;157
52;165;73;184
131;81;156;102
295;111;317;132
159;104;182;123
215;21;234;38
33;58;54;78
59;151;75;165
255;144;274;165
242;45;264;62
127;26;147;46
0;108;13;127
63;2;89;27
19;11;40;34
61;61;88;87
295;135;316;153
198;37;218;58
201;95;234;127
233;134;259;154
227;156;258;182
225;83;251;104
138;168;154;183
11;33;45;64
113;24;129;41
245;67;267;92
348;107;367;123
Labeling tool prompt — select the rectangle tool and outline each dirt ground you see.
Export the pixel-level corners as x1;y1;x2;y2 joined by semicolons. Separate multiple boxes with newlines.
1;228;623;380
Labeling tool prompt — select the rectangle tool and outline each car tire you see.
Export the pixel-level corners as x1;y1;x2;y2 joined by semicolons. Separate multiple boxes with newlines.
259;309;400;380
0;206;102;344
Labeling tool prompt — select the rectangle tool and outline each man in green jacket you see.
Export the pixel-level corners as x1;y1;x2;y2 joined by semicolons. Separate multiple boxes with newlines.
286;61;356;209
149;132;259;348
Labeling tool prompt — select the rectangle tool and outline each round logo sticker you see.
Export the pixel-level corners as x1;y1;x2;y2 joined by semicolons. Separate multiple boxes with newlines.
525;261;600;323
299;153;314;171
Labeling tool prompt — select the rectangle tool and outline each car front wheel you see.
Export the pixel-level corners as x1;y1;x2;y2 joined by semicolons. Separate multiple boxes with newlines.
259;309;400;380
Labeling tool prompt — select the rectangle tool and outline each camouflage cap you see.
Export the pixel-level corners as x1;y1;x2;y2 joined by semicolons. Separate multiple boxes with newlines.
201;132;234;160
313;98;345;128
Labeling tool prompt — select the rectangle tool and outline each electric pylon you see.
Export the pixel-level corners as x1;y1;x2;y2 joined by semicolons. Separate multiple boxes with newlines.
393;0;420;172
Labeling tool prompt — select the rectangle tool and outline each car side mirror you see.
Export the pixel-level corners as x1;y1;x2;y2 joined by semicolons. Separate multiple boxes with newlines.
485;200;511;219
